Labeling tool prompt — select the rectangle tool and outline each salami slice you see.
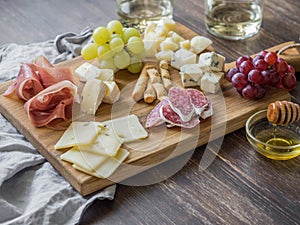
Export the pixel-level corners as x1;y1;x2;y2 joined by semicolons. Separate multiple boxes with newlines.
186;88;209;115
145;99;168;128
201;101;213;119
168;87;195;122
160;103;200;128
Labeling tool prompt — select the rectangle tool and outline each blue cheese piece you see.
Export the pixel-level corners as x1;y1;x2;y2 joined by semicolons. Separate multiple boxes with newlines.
180;72;199;87
171;48;197;70
200;71;224;93
180;64;204;82
198;52;225;72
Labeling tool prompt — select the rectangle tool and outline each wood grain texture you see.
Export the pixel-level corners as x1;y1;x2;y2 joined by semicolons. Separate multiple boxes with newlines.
0;23;292;196
0;0;299;224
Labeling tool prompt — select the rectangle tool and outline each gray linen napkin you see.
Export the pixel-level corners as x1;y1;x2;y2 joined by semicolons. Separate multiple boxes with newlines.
0;28;117;225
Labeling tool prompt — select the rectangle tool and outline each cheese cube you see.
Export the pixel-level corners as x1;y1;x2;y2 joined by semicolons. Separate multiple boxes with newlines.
103;81;120;104
162;18;177;33
171;32;185;44
81;79;106;115
155;50;173;61
200;71;224;93
180;72;199;87
199;52;225;72
190;36;213;54
144;40;158;58
75;62;101;82
160;37;179;51
171;49;197;70
180;40;191;50
180;64;204;82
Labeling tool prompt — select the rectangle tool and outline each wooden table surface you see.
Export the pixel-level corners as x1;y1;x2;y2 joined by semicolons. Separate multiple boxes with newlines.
1;0;299;224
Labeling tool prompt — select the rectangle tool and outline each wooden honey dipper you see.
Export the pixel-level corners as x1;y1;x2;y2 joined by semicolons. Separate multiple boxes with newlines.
267;100;300;125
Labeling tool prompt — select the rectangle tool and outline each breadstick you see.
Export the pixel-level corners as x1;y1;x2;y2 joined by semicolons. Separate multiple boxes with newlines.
147;68;167;100
159;60;172;91
132;64;155;102
144;79;156;103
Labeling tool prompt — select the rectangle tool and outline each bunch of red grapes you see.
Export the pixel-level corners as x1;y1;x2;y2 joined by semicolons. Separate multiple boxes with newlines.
226;51;296;99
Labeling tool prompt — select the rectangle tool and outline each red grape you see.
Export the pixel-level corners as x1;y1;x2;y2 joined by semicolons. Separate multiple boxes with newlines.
231;72;249;90
255;84;267;99
253;55;264;63
264;52;278;65
269;69;280;85
226;68;239;82
258;50;268;57
274;58;288;75
236;55;252;68
281;74;296;90
288;65;295;75
239;60;254;75
254;59;268;71
248;69;264;84
261;70;272;85
242;84;258;99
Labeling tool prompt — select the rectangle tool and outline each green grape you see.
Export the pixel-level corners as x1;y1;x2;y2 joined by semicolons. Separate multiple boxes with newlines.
113;49;130;69
98;58;117;71
127;56;143;73
110;37;124;53
81;42;98;60
107;20;123;35
92;26;110;45
97;44;114;60
126;36;144;55
123;27;140;43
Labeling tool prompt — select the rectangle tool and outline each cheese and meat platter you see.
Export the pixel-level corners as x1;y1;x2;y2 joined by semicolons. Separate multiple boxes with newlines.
0;21;295;196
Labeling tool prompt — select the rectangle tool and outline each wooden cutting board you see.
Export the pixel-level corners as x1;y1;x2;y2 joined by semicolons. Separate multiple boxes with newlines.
0;23;293;196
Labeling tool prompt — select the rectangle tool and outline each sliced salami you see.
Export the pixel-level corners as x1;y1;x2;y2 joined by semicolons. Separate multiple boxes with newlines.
186;88;209;115
145;99;168;128
160;103;200;128
201;101;213;119
168;87;195;122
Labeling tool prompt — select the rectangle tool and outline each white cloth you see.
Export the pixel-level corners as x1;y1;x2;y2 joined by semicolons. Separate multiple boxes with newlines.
0;28;116;225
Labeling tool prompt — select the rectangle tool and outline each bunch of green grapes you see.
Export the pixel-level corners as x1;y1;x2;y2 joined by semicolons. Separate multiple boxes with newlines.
81;20;145;73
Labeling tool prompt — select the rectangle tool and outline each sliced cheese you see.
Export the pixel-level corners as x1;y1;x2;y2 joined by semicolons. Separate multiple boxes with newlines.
75;62;101;82
54;122;102;150
98;69;114;81
60;148;108;171
81;79;106;115
73;148;129;178
78;126;122;156
103;81;120;104
102;114;148;143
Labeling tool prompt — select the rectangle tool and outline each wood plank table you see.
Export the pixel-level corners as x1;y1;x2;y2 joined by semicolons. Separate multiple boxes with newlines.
0;0;299;224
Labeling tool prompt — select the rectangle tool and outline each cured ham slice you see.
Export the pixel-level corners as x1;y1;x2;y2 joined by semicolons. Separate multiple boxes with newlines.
3;55;73;101
24;80;77;130
160;103;200;128
168;87;194;122
3;64;44;101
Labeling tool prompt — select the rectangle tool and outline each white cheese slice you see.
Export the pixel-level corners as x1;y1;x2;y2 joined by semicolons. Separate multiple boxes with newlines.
78;126;122;156
155;50;173;61
102;114;148;143
73;148;129;178
102;81;120;104
60;148;108;172
54;122;102;150
200;71;224;93
98;69;114;81
199;52;225;72
81;79;106;115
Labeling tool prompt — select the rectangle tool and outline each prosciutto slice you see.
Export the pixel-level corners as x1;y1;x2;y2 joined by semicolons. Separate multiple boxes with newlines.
3;55;73;101
24;80;77;130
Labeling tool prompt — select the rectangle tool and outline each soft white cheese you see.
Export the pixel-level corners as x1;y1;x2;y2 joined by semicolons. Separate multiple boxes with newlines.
200;71;224;93
103;81;120;104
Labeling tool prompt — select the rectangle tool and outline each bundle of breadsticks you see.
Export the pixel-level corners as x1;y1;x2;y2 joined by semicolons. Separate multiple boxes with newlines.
132;60;173;103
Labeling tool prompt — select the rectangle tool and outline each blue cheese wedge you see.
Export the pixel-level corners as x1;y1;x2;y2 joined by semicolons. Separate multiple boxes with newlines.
199;52;225;72
171;48;197;70
200;71;224;93
180;64;204;82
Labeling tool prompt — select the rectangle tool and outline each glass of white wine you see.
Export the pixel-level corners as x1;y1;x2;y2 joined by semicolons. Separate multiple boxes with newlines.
115;0;173;32
204;0;265;40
